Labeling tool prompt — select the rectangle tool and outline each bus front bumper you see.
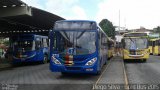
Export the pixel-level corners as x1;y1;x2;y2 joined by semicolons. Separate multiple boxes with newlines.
12;57;39;64
49;63;98;74
123;54;149;60
123;49;149;60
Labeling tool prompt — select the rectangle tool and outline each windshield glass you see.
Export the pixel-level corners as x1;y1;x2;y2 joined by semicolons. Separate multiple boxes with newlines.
13;40;35;52
124;38;148;50
53;31;96;55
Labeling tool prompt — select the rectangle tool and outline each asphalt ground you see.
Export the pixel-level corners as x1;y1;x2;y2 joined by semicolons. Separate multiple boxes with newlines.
0;55;160;90
0;62;102;90
0;57;11;69
124;55;160;90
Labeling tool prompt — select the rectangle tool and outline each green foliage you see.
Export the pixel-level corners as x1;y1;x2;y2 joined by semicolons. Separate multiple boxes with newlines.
99;19;115;39
0;38;9;46
3;40;9;46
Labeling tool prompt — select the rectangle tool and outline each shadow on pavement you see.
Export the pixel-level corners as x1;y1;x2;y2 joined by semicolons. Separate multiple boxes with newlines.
123;59;146;63
58;73;100;79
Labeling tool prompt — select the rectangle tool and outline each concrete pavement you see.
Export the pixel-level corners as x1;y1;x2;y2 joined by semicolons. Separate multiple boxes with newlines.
0;55;160;90
0;58;11;69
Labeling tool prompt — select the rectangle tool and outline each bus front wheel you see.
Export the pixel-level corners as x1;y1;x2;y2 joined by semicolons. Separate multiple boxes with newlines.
95;69;102;75
61;72;68;75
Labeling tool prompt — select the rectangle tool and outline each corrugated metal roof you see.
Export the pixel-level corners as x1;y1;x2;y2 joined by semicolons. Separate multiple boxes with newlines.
0;0;65;36
0;0;26;7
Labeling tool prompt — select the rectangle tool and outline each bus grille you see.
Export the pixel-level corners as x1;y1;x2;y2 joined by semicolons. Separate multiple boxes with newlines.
130;50;142;55
66;67;81;71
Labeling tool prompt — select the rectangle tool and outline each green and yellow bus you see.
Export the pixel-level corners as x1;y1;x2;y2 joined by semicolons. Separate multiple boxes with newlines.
149;38;160;55
121;32;149;62
148;33;160;55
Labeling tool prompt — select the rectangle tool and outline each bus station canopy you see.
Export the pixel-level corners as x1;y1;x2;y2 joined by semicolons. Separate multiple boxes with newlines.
0;0;65;37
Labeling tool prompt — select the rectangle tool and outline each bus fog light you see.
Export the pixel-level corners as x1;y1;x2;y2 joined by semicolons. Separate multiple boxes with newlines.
85;57;97;66
52;56;61;65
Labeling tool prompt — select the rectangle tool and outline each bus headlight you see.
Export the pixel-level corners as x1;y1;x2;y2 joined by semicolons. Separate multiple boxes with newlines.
51;56;61;65
85;57;97;66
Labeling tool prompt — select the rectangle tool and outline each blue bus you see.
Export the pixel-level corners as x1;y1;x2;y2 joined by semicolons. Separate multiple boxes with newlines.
10;34;49;64
49;20;108;74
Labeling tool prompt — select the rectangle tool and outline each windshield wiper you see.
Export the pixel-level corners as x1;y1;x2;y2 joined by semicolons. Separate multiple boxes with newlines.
76;30;86;39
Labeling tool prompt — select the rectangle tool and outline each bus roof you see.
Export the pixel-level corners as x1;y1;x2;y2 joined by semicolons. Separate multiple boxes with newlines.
11;34;48;39
54;20;97;30
123;32;148;37
149;38;160;41
55;20;97;23
54;20;108;38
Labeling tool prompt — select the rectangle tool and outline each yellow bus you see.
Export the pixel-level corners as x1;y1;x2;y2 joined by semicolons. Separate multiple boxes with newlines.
108;38;114;59
121;32;149;62
149;38;160;55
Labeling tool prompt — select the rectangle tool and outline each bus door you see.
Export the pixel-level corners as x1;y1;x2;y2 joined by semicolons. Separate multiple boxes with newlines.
148;40;152;54
35;37;43;60
155;40;159;55
152;41;156;55
152;40;158;55
100;32;108;66
158;40;160;55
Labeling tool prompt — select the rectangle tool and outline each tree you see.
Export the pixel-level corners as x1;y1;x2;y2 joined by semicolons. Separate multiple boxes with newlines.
99;19;115;39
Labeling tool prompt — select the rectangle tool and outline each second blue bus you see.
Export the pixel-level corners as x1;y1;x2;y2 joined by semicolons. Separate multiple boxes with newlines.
10;34;49;64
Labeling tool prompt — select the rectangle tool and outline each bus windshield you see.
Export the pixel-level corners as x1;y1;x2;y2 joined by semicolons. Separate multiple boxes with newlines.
13;40;35;52
124;38;148;50
53;31;96;55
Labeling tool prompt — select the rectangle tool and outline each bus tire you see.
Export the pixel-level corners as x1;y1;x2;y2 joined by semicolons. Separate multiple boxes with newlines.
143;59;147;63
61;72;68;75
108;57;110;61
42;55;48;64
96;69;102;75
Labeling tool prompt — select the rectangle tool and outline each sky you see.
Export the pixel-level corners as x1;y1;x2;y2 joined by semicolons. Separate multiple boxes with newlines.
21;0;160;29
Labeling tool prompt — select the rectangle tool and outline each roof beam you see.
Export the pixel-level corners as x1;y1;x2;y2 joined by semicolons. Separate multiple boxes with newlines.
0;5;31;17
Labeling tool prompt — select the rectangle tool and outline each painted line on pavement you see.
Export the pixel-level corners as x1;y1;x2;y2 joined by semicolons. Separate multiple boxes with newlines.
92;58;112;90
122;59;129;90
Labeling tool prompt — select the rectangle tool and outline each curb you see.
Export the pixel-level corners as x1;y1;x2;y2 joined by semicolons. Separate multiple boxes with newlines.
0;64;12;69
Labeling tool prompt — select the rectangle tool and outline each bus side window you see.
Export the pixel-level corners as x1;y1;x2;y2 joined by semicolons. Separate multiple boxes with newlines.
36;41;40;50
121;39;125;48
153;41;155;47
149;41;151;46
43;38;48;47
101;32;103;45
155;40;157;46
41;38;44;48
151;41;153;46
100;32;103;45
156;40;159;46
35;38;41;50
101;33;107;47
